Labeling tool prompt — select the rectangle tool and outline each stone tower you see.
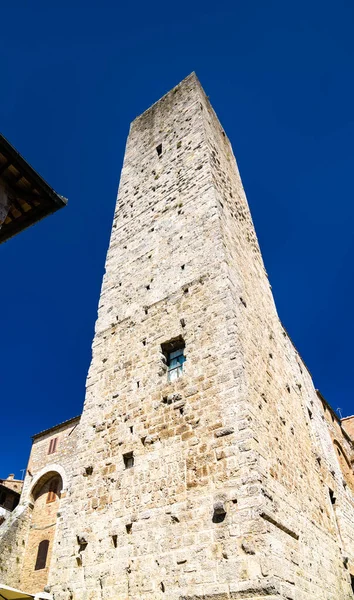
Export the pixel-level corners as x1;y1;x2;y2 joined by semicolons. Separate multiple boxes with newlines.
4;73;354;599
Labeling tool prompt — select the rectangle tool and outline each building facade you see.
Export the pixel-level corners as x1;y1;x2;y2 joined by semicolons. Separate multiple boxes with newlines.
1;73;354;600
0;475;23;525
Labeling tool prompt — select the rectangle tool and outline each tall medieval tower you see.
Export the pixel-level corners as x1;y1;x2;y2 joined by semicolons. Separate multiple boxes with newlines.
4;73;354;600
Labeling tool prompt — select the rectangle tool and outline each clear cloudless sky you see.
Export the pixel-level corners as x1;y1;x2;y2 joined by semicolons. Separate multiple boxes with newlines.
1;0;354;478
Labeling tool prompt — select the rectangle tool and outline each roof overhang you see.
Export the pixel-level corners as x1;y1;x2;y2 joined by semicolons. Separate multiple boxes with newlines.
0;585;52;600
0;585;33;599
0;134;67;244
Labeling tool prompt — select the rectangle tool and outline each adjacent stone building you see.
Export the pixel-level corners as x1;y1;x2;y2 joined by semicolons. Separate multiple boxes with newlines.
1;73;354;599
0;417;80;594
0;475;23;525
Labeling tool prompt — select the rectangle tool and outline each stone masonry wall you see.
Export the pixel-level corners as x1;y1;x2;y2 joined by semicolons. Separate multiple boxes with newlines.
3;73;354;600
49;73;265;600
342;416;354;441
0;417;80;593
0;475;23;495
0;502;32;586
198;77;354;598
46;73;354;600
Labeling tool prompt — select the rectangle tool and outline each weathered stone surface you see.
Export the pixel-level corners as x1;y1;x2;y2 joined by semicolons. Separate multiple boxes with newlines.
2;73;354;599
215;427;235;438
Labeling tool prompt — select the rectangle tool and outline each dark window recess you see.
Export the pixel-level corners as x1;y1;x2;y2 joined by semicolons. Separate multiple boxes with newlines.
123;452;134;469
156;143;162;157
161;337;186;382
0;492;7;506
212;510;227;524
112;535;118;548
350;574;354;594
329;489;336;505
0;517;5;527
48;437;58;455
126;523;132;534
35;540;49;571
212;501;227;523
46;478;59;504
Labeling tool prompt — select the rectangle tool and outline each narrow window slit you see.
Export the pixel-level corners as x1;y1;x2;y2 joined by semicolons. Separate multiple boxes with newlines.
123;452;134;469
34;540;49;571
156;143;162;157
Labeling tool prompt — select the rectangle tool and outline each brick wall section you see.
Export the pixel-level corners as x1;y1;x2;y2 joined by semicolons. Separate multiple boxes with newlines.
20;476;62;594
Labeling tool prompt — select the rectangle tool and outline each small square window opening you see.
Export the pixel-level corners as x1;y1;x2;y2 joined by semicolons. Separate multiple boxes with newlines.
123;452;134;469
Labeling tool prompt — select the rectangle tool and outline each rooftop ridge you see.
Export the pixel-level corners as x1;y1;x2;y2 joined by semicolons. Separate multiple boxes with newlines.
31;415;80;440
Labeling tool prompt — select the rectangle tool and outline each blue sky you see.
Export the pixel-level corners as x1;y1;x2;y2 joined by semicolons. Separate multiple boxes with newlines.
1;0;354;478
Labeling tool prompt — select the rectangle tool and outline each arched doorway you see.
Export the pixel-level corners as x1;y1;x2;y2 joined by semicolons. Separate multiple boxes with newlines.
20;471;63;594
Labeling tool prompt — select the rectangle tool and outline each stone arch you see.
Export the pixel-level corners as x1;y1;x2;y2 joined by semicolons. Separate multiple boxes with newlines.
26;463;67;504
20;465;67;594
